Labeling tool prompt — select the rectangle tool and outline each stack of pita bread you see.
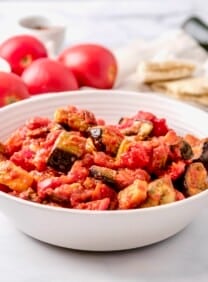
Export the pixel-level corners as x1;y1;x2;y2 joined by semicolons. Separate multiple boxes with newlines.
137;60;208;107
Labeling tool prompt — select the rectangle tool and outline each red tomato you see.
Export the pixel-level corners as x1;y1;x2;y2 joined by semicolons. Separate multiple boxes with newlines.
0;35;48;75
21;58;79;95
75;198;110;210
0;183;11;193
58;44;118;89
0;71;30;107
136;111;169;137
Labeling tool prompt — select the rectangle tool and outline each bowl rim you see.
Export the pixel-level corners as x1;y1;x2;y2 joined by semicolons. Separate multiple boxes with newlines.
1;88;208;116
0;89;208;215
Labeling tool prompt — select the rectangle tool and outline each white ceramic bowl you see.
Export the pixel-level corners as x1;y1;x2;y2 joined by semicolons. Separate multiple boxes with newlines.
0;90;208;252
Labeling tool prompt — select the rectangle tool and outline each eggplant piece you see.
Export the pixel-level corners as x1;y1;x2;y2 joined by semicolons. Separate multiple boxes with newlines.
54;108;68;125
196;140;208;167
88;126;124;155
141;176;176;207
47;131;86;173
47;148;77;174
116;138;132;160
184;162;208;196
89;165;117;186
50;122;65;132
54;108;71;130
118;179;148;209
179;140;193;160
120;120;153;139
54;107;97;132
136;120;153;140
85;137;97;153
90;165;150;190
0;160;34;192
88;127;105;151
170;139;193;160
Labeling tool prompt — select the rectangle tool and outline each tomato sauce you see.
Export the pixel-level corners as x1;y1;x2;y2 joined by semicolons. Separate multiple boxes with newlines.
0;105;207;210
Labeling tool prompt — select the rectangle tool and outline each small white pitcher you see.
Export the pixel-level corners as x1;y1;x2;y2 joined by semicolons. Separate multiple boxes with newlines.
17;15;67;57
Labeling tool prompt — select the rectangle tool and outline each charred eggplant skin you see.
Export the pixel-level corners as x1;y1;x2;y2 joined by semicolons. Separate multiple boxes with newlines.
88;127;106;151
120;120;153;139
179;140;193;160
47;148;77;173
170;139;193;160
198;141;208;166
88;126;123;155
89;165;117;186
184;162;208;196
47;131;86;173
54;107;97;132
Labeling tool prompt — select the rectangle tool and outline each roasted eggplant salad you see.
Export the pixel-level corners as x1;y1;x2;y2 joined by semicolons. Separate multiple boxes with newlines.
0;105;208;210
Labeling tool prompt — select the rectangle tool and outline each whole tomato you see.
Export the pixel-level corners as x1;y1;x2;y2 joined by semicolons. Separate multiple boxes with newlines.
0;71;30;107
0;35;48;75
58;44;118;89
21;58;79;95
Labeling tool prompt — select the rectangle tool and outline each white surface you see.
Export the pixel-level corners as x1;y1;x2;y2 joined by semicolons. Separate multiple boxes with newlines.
1;1;208;280
1;211;208;282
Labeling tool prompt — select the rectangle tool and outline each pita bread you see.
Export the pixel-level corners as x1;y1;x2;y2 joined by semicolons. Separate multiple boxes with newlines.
150;77;208;106
137;60;196;83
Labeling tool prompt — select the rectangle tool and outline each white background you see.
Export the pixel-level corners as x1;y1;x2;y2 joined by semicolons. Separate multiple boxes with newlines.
0;0;208;48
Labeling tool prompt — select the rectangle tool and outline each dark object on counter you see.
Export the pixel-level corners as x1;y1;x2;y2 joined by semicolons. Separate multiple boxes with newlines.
182;16;208;51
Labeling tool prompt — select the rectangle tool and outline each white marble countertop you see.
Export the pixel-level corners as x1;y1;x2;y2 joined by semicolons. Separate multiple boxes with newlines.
1;210;208;282
1;1;208;281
